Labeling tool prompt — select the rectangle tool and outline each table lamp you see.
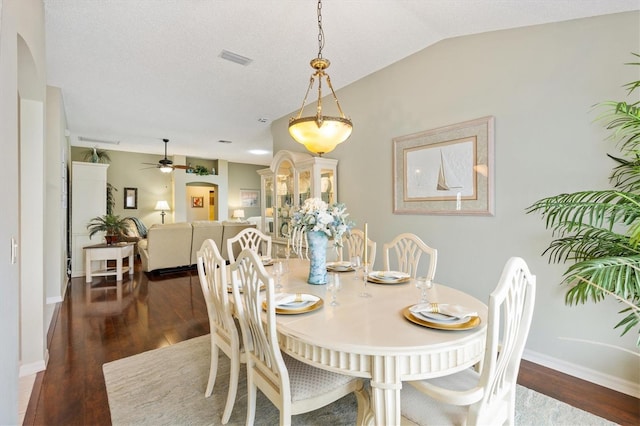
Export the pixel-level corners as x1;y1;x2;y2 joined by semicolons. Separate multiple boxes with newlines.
155;200;170;224
232;209;245;222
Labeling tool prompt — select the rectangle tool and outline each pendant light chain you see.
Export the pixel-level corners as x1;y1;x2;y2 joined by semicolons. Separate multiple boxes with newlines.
317;0;325;59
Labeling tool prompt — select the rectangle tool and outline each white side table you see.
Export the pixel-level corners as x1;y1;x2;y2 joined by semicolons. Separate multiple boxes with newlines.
84;242;135;283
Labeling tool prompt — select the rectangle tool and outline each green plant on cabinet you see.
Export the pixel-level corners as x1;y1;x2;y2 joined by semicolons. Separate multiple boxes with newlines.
82;146;111;163
87;214;129;245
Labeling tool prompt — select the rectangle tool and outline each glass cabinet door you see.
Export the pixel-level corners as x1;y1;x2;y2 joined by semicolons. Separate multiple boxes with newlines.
276;159;294;239
320;168;335;204
262;174;274;236
258;150;338;244
298;169;311;206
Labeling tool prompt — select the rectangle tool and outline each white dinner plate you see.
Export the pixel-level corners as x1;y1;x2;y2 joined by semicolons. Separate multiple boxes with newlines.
415;311;470;325
263;296;324;315
402;306;481;331
327;261;354;272
278;300;314;309
367;270;411;284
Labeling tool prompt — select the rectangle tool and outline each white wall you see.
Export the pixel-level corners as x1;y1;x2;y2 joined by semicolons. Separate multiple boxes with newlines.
227;162;263;219
0;0;47;422
272;12;640;394
19;97;45;373
44;86;68;307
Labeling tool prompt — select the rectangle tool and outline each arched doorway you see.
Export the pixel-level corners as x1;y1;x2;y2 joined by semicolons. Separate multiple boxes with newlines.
186;182;218;222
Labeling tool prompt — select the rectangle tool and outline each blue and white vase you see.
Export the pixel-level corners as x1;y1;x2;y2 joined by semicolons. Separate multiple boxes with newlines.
307;230;328;285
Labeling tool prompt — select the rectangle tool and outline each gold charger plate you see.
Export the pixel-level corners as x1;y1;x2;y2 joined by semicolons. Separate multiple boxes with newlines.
402;306;481;330
262;297;324;315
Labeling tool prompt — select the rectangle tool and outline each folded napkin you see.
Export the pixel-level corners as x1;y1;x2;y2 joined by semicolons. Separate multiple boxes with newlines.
409;303;477;319
274;293;319;307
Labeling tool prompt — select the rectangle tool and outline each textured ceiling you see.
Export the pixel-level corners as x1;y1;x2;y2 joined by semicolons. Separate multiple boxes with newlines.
44;0;640;165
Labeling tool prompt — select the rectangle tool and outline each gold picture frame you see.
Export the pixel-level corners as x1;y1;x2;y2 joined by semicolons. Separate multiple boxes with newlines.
393;116;494;215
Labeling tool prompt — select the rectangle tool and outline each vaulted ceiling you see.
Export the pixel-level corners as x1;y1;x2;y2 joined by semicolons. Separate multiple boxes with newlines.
44;0;640;165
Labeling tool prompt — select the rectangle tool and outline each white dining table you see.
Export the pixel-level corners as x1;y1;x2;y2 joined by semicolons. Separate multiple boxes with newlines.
271;258;488;425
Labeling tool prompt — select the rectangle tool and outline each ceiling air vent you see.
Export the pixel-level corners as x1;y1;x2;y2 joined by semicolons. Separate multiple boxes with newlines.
219;50;253;66
78;136;120;145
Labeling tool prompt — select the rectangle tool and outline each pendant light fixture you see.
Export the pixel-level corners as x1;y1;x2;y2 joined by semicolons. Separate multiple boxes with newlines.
288;0;352;156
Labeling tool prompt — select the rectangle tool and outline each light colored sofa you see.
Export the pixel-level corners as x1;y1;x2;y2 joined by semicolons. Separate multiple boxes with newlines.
138;221;256;272
138;222;193;272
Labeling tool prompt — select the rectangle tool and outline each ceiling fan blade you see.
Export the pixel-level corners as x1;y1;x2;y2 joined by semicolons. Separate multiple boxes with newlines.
138;138;183;172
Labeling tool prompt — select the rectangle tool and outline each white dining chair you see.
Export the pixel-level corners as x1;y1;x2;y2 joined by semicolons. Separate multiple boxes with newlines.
400;256;536;426
383;232;437;279
196;239;244;424
229;248;369;426
226;227;272;263
343;228;377;268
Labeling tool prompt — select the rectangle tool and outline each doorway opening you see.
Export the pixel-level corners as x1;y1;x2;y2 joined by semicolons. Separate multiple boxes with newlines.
186;182;218;222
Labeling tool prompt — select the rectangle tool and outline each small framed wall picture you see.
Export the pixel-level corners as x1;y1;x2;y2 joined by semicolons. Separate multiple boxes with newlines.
191;196;204;208
240;189;259;207
124;187;137;209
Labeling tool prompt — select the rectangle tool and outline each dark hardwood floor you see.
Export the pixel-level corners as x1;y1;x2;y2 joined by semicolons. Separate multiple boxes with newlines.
24;265;639;425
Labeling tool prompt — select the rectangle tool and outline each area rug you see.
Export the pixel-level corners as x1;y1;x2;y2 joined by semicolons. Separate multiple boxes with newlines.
103;335;616;425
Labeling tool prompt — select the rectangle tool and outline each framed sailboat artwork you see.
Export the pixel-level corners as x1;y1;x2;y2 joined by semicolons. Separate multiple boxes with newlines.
392;116;494;215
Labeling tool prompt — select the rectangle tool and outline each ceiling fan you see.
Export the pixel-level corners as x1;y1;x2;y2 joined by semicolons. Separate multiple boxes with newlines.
142;138;190;173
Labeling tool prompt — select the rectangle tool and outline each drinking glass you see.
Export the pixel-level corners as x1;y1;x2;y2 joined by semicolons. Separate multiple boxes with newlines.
415;276;433;303
327;273;341;306
277;246;290;274
359;260;371;298
350;255;362;281
272;261;284;291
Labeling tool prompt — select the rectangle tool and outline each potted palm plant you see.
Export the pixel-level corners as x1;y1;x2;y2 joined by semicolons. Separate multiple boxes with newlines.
82;146;111;163
526;54;640;346
87;214;129;245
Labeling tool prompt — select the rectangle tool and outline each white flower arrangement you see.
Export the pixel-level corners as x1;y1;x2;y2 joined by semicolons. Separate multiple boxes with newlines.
290;198;352;248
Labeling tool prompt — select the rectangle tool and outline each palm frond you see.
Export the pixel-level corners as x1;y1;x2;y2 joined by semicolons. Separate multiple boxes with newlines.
525;190;640;235
563;258;640;341
542;226;637;264
607;154;640;193
563;257;640;301
622;53;640;94
596;101;640;156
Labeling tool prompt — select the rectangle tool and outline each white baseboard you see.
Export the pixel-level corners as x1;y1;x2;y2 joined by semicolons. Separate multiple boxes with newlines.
19;359;46;377
523;348;640;398
46;295;63;304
